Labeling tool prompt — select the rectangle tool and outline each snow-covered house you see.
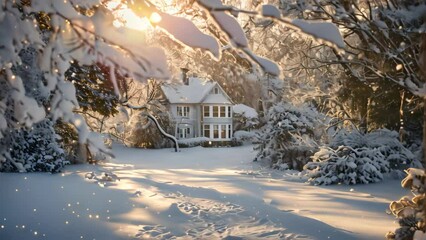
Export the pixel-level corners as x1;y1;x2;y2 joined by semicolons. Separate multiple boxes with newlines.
161;76;233;141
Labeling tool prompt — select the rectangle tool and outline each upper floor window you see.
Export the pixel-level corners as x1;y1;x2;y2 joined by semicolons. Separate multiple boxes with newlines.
203;106;210;117
177;106;190;117
220;106;226;117
210;87;219;94
212;106;219;117
204;105;231;118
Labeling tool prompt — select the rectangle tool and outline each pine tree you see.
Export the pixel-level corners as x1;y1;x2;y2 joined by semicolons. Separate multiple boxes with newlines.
0;47;67;172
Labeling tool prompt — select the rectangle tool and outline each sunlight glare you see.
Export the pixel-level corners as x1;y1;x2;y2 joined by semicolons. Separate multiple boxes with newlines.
149;12;162;23
106;1;151;31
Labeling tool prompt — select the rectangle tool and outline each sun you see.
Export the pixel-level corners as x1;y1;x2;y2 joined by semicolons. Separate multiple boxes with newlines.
106;1;153;31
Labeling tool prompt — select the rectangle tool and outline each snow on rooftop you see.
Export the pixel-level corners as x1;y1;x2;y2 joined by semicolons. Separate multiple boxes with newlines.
161;77;215;104
161;77;232;104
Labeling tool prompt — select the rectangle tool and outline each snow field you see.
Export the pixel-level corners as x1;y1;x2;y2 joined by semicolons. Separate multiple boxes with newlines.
0;144;407;239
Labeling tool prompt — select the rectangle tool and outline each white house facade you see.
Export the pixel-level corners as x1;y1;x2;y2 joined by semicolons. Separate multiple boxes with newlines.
161;77;233;141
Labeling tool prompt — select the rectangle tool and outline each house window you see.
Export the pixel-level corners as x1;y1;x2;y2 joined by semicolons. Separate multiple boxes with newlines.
203;125;210;138
203;106;210;117
227;106;231;118
220;106;226;117
221;125;226;139
213;106;219;117
213;125;219;139
228;124;232;139
214;87;219;94
177;106;190;117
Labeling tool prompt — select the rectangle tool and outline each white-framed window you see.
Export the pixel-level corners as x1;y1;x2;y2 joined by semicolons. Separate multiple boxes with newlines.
204;124;232;139
203;125;210;138
212;106;219;117
221;124;226;139
213;125;219;139
203;106;210;117
211;87;219;94
204;105;231;118
177;106;190;117
220;106;226;117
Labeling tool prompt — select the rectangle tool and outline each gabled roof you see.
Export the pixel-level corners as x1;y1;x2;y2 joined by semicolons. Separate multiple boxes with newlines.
161;77;232;104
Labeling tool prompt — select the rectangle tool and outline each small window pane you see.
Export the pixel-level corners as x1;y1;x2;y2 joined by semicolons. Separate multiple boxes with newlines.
228;124;232;138
213;125;219;138
203;106;210;117
220;106;226;117
213;106;219;117
204;125;210;138
221;125;226;138
228;106;231;117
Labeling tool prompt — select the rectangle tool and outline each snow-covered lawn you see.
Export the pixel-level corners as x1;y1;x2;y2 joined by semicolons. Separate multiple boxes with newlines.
0;144;407;239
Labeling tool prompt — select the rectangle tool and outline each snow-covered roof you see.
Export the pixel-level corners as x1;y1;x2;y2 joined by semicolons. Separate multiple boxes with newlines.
161;77;232;104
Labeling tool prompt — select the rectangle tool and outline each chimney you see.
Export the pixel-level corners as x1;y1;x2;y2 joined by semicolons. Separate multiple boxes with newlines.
181;68;189;85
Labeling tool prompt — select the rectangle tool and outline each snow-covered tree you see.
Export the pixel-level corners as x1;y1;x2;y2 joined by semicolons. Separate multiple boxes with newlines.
233;104;259;131
305;129;421;185
281;0;425;134
0;46;67;172
0;0;344;168
387;168;426;240
255;102;327;170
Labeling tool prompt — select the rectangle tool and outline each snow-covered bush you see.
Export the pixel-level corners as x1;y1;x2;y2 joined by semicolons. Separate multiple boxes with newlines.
178;137;209;148
330;129;420;171
233;104;259;131
0;119;68;173
305;146;389;185
387;168;426;240
305;129;420;185
255;102;326;170
233;130;258;143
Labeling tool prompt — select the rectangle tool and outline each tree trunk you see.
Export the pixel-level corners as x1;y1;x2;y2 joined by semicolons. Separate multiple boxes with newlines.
424;96;426;169
420;33;426;232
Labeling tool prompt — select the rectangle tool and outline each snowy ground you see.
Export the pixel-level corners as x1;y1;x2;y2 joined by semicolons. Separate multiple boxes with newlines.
0;144;407;239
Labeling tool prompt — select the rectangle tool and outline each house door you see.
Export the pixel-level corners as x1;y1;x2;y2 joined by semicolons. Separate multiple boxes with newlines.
178;127;191;139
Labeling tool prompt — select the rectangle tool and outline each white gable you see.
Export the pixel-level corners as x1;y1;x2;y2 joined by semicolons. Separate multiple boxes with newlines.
161;77;232;104
202;86;232;104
